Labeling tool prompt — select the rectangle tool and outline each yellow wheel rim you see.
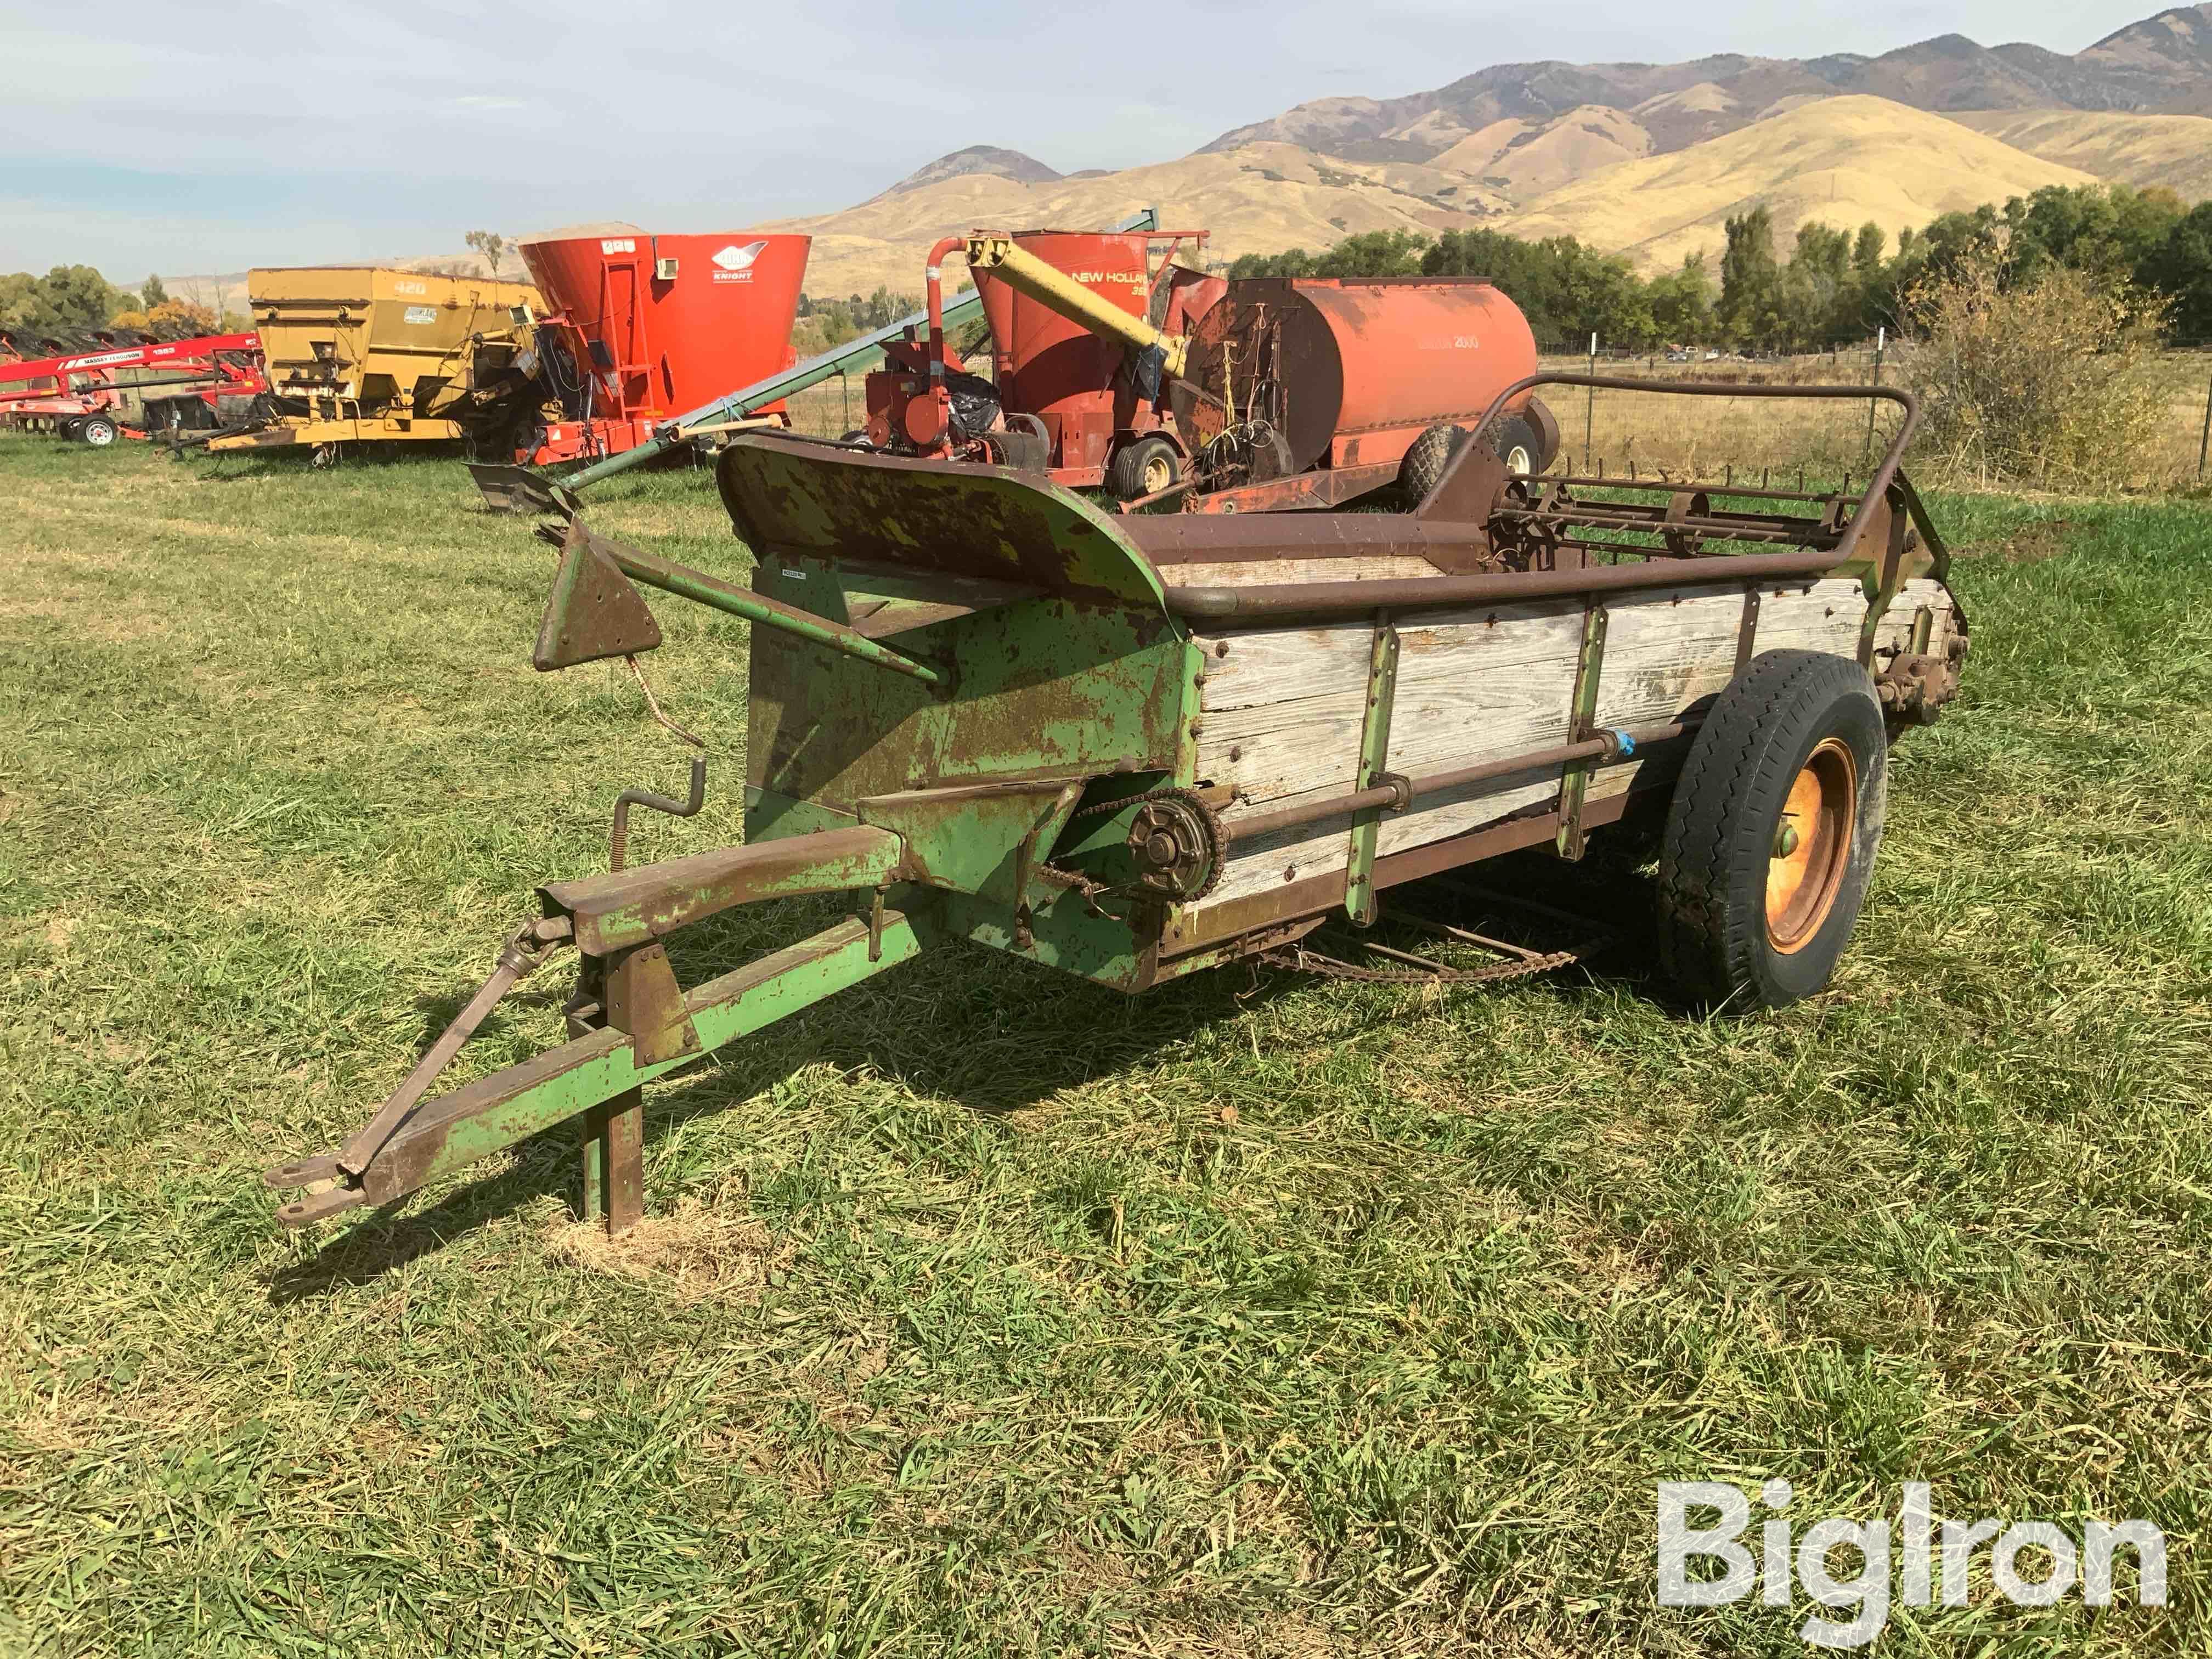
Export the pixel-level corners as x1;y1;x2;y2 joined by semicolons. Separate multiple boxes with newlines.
1142;452;1173;494
1766;736;1857;952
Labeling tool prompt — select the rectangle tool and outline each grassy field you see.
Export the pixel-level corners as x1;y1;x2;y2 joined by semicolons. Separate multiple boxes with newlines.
2;435;2210;1656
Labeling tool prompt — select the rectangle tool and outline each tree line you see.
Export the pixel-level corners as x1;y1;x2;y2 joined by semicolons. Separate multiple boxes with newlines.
1224;183;2212;352
2;267;238;342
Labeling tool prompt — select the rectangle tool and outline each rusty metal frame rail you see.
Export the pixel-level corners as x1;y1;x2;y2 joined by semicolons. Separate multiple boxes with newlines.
1163;377;1919;622
1464;373;1920;494
1165;545;1843;620
1226;719;1692;843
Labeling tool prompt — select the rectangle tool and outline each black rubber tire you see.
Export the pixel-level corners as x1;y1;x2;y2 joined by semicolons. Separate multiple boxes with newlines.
1656;650;1888;1011
1398;422;1468;502
79;415;119;447
1107;435;1181;502
1486;413;1543;475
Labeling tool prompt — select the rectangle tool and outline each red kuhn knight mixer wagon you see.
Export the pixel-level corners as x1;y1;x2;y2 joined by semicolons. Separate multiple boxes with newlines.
513;225;811;467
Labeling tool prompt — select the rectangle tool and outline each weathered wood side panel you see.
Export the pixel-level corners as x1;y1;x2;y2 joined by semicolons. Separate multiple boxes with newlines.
1167;556;1439;587
1187;574;1956;916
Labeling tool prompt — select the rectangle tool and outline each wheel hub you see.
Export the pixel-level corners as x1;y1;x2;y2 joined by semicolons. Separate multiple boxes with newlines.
1765;736;1856;952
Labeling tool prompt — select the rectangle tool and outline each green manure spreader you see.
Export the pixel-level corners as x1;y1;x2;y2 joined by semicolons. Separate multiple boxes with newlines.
268;376;1966;1235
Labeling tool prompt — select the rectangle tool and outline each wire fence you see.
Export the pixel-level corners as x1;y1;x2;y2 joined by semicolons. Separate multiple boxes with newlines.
1534;340;2212;487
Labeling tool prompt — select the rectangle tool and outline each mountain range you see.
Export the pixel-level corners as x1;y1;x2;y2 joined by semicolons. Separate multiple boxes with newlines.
1201;4;2212;159
759;4;2211;296
165;7;2212;319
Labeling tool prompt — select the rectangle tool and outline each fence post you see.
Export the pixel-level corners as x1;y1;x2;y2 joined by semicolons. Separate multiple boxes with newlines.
1865;326;1884;458
1584;332;1597;471
2198;373;2210;481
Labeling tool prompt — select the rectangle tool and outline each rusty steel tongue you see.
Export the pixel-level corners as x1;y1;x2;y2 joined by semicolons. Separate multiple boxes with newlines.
263;918;572;1224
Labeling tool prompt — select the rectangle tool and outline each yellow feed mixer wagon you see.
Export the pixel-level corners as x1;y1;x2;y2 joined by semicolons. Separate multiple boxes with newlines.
208;267;543;466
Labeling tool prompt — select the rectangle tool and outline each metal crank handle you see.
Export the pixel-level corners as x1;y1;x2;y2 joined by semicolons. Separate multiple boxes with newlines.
610;755;706;873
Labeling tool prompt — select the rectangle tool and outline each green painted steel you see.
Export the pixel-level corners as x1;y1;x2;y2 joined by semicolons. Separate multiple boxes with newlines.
857;779;1084;904
1344;623;1401;926
935;889;1149;991
583;527;946;686
1555;603;1610;860
719;437;1172;608
743;785;862;845
358;907;936;1208
720;440;1194;815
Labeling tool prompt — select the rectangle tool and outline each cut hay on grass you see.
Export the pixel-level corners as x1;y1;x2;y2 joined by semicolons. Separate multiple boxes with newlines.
2;433;2209;1654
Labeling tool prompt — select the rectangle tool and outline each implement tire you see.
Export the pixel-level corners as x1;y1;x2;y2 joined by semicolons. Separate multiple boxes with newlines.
1656;649;1887;1010
1398;422;1467;503
1486;413;1543;475
1108;435;1181;503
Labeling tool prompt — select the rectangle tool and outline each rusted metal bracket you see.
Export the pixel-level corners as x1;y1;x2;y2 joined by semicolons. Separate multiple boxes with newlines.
1858;486;1918;668
1345;619;1402;926
1555;601;1610;861
1876;611;1966;727
580;936;702;1234
1734;583;1762;678
534;522;663;669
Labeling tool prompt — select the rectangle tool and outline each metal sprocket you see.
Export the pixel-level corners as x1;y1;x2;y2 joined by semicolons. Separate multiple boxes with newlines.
1126;789;1227;902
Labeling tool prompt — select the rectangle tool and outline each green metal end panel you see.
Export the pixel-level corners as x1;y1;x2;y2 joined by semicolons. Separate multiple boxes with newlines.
718;441;1194;814
716;438;1169;609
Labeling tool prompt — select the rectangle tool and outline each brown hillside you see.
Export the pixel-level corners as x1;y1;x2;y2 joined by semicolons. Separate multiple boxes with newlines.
1203;5;2212;162
1498;95;2099;273
1432;105;1654;199
760;143;1502;300
1948;108;2212;201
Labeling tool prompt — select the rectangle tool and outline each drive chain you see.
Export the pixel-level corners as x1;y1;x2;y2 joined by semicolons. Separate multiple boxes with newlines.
1257;940;1591;986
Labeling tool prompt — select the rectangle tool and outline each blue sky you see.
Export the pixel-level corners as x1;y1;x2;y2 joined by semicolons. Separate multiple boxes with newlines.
0;0;2166;283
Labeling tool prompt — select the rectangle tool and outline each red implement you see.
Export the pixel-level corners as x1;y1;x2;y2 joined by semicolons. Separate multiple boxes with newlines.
0;330;266;441
871;227;1212;495
516;229;811;467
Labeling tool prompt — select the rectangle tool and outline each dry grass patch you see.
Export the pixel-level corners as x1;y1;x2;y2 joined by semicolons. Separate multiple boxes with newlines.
543;1189;787;1304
